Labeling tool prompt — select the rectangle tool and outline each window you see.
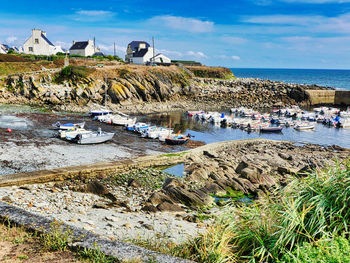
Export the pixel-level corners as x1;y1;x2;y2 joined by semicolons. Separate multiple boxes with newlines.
29;47;33;52
34;39;39;44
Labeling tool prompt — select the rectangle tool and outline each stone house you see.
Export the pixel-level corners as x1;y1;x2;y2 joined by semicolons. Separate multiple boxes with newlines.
69;40;97;57
23;29;57;55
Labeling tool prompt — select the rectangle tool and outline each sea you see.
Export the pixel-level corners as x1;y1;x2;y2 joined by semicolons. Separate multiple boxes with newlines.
230;68;350;91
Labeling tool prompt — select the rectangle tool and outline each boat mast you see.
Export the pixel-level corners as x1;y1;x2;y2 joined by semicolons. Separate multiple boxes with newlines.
104;74;107;107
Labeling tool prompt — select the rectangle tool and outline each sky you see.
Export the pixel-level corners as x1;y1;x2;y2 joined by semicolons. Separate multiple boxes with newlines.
1;0;350;69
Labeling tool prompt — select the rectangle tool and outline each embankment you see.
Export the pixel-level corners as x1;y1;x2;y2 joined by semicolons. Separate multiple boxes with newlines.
0;64;343;113
306;89;350;106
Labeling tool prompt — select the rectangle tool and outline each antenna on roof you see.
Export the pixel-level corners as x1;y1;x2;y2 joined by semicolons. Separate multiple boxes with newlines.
152;37;155;65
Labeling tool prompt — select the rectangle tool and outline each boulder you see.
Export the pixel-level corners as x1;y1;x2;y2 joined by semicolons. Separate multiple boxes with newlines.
157;202;184;212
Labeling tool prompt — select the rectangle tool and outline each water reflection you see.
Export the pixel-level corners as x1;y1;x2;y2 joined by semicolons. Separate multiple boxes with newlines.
139;111;350;149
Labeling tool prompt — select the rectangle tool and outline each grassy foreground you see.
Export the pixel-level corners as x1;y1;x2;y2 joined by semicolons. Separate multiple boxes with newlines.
132;159;350;263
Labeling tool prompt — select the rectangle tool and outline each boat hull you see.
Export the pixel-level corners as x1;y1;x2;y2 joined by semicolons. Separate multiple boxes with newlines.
165;137;190;145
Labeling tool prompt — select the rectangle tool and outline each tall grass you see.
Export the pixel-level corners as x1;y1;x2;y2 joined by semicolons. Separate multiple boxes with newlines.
177;159;350;262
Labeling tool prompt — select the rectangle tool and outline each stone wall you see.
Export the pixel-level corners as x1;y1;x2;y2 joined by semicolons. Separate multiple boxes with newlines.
306;89;350;106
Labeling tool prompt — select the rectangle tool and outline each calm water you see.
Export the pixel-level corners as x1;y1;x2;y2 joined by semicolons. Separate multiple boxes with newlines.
231;68;350;91
139;112;350;149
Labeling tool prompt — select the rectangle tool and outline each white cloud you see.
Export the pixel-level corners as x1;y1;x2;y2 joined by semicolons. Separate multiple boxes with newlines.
244;15;323;25
243;12;350;33
98;44;125;53
156;49;183;58
76;10;113;16
73;10;115;21
232;56;241;60
6;36;17;43
54;41;71;49
149;15;214;33
186;51;208;59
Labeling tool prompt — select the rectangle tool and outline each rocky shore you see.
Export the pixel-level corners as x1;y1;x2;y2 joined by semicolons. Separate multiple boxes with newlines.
0;65;332;115
1;139;348;248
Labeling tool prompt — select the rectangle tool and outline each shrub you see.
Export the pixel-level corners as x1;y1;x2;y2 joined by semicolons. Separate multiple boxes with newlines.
174;160;350;262
282;236;350;263
54;65;94;83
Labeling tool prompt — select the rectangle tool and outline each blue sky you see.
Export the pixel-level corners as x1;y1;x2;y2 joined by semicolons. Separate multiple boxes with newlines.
1;0;350;69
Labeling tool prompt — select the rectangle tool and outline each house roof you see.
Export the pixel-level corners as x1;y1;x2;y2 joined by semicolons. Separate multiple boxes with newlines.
133;48;149;58
70;41;89;50
41;33;54;46
128;41;150;52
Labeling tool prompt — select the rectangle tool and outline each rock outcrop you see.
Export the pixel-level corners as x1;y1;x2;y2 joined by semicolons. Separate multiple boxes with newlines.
0;65;332;112
142;141;350;210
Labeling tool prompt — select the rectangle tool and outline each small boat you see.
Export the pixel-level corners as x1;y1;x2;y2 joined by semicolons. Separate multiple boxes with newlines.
165;135;190;145
260;126;283;133
74;128;114;144
294;123;315;131
59;128;91;140
52;121;85;130
186;110;203;117
88;109;113;117
111;116;137;126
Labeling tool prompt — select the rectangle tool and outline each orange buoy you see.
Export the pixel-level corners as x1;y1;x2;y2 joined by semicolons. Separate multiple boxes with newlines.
7;128;12;133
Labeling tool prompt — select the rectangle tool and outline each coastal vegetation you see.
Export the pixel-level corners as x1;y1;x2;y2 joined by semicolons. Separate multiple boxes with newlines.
186;66;235;79
54;65;95;83
130;160;350;263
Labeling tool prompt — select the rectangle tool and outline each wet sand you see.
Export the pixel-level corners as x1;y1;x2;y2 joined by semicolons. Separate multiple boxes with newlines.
0;111;177;176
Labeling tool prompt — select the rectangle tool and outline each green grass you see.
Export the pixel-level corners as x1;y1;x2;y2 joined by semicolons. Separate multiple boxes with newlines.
160;151;188;158
54;65;95;84
129;159;350;263
40;221;73;251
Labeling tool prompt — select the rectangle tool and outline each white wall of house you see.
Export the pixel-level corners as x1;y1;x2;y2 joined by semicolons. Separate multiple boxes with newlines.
69;40;95;57
132;47;154;64
153;53;171;63
23;29;56;55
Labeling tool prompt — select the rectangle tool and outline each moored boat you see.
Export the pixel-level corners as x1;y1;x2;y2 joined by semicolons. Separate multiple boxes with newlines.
74;128;114;144
260;126;283;133
165;135;190;145
294;122;315;131
52;121;85;130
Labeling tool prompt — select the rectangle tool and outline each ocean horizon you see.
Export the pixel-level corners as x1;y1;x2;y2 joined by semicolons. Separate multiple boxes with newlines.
230;68;350;91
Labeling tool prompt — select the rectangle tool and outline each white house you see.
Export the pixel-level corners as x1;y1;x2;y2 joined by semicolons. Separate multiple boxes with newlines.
125;41;171;64
69;40;96;57
23;29;57;55
152;53;171;64
0;44;8;54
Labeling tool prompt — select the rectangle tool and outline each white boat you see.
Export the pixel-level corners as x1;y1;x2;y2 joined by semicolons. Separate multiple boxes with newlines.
145;127;173;139
89;109;113;117
52;121;85;130
294;122;315;131
111;116;137;126
59;128;91;140
75;129;114;144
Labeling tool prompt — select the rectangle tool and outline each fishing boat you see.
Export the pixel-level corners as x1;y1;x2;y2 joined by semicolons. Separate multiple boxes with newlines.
165;135;190;145
52;121;85;130
186;110;203;117
88;109;113;117
260;126;283;133
111;116;137;126
294;122;315;131
74;128;114;144
59;128;91;140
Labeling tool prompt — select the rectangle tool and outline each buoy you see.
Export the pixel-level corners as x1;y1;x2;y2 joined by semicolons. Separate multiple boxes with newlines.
7;128;12;133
